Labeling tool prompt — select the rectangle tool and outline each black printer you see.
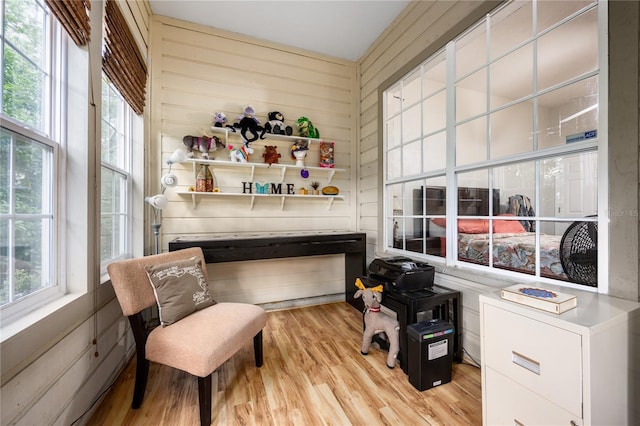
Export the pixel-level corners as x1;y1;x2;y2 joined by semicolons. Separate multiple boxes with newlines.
367;256;435;292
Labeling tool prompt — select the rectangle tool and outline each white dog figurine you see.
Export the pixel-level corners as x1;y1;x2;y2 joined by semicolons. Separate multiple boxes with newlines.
354;278;400;368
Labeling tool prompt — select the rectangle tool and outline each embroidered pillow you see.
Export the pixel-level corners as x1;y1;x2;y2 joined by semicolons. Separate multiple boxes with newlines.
146;256;216;326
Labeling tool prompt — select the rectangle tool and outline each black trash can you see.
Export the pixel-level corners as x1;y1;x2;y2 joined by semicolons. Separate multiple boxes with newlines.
407;319;454;391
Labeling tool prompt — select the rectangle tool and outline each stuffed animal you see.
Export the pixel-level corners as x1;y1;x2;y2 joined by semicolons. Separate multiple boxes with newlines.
228;144;254;163
296;116;320;139
264;111;293;136
262;145;281;165
230;105;266;145
212;111;227;128
354;278;400;369
183;135;225;159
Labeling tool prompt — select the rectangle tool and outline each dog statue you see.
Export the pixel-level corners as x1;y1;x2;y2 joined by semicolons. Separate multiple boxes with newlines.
354;278;400;368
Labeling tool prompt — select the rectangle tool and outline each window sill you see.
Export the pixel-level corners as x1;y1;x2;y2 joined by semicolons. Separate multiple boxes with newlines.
1;292;85;344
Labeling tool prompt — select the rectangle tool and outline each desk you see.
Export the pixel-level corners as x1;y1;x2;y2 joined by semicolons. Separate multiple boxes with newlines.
382;285;462;373
169;232;366;301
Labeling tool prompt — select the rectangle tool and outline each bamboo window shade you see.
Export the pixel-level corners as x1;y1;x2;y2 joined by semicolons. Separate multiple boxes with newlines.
45;0;91;46
103;0;147;115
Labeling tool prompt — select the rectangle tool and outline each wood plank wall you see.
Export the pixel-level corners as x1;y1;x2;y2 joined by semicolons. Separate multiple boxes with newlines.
357;1;501;362
149;16;358;304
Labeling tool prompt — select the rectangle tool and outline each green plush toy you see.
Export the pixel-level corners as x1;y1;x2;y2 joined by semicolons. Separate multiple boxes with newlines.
296;116;320;139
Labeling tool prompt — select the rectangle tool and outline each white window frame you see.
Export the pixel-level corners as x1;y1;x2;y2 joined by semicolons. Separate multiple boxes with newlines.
1;1;67;322
100;74;133;273
382;0;607;292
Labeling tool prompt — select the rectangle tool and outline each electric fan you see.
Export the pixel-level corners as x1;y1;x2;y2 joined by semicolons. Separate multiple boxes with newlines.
560;219;598;287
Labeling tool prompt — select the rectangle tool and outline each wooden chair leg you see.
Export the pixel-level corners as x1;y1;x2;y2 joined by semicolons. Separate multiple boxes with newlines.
198;374;212;426
132;353;149;409
253;330;263;367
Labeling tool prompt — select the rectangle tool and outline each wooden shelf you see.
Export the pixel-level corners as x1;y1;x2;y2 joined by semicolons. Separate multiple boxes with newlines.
176;190;344;210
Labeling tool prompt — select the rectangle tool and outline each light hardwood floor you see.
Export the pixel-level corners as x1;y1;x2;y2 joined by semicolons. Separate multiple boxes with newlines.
88;302;482;425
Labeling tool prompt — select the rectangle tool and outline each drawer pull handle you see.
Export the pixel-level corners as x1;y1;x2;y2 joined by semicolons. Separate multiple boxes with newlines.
514;420;524;426
512;351;540;375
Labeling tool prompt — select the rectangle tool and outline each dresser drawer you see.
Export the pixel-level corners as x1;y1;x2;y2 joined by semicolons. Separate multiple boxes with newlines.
482;304;582;417
485;367;582;426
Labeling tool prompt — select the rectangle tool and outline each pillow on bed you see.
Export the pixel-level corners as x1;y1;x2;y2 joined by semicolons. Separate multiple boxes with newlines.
146;256;216;326
493;215;526;233
431;218;489;234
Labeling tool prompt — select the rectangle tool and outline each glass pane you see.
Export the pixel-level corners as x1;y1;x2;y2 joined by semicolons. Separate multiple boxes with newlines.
537;76;598;149
402;69;422;108
14;134;52;214
387;147;401;180
541;151;597;219
402;104;421;142
490;100;534;159
423;90;446;134
456;21;487;79
0;218;9;305
456;67;486;122
4;0;46;67
493;161;536;222
423;132;446;172
490;42;533;109
458;232;489;266
425;179;447;216
102;81;126;169
456;116;487;166
2;45;45;130
0;130;10;214
423;51;446;98
386;115;401;149
402;141;421;176
13;218;51;300
490;1;532;59
537;8;598;91
537;1;594;34
457;169;490;216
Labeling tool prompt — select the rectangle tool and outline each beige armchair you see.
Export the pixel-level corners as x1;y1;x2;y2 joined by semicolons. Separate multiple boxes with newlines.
107;247;267;425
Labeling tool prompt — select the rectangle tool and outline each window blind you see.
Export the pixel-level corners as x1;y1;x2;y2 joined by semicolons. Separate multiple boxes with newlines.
103;0;147;115
45;0;91;46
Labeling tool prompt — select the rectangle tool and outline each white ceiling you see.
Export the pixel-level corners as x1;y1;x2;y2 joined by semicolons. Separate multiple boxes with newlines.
148;0;410;61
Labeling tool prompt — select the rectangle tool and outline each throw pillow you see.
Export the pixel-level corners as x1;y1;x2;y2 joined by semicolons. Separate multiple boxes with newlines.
146;256;216;326
432;218;490;234
494;214;526;233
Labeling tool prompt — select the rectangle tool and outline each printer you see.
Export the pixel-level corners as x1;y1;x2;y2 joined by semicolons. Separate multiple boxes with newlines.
367;256;435;292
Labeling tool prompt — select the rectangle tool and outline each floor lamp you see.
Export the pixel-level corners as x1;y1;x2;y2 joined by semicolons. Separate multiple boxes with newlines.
145;148;187;254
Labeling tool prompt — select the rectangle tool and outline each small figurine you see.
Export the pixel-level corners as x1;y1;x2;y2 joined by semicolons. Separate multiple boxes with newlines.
262;145;281;166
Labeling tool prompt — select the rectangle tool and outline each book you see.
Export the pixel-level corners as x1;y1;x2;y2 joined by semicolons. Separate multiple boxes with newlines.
500;284;577;314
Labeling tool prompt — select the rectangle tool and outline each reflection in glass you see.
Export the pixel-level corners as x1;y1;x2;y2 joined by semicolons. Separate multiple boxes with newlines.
456;67;486;122
490;1;532;59
456;117;487;166
490;100;534;159
537;77;598;150
423;52;446;98
456;21;487;78
537;9;598;91
490;42;533;109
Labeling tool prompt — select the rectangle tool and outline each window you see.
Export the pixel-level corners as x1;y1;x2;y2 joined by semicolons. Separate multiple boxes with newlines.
1;0;64;312
100;75;132;269
383;0;603;289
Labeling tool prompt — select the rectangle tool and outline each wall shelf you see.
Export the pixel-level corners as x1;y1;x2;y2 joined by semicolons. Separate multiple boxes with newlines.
176;190;344;210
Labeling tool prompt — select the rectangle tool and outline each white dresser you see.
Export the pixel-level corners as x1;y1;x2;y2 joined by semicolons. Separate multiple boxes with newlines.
479;285;640;426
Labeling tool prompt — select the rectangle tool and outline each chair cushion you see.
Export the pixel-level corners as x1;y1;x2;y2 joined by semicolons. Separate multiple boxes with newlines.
146;256;216;326
146;302;267;377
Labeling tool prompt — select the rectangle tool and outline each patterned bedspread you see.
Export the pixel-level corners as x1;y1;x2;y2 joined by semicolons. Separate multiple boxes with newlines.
458;232;567;280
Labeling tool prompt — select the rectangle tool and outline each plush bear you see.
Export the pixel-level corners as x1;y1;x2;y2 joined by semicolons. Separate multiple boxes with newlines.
230;105;266;146
296;116;320;139
354;278;400;369
262;145;281;165
212;111;227;128
183;135;225;159
264;111;293;136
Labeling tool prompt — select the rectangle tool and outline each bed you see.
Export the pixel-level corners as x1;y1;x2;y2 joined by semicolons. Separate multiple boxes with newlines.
397;186;568;282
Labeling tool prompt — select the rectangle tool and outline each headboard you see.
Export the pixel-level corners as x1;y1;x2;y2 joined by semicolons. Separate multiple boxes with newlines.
411;186;501;237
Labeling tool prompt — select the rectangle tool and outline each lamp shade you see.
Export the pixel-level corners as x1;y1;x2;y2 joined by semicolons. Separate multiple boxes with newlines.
167;149;187;165
145;194;168;210
161;173;178;188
